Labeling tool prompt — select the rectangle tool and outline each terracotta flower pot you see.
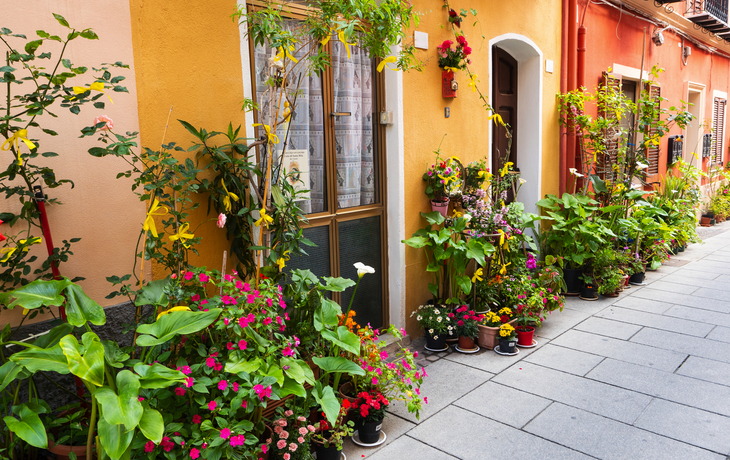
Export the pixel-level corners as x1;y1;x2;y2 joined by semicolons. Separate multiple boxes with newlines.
515;325;535;346
457;335;476;350
47;440;93;460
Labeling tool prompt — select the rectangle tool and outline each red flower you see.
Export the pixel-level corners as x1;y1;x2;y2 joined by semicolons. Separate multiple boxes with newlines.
456;35;467;46
457;320;464;326
500;315;510;323
342;399;351;409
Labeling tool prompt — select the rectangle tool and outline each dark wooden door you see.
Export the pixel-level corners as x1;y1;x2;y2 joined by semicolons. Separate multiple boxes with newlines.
492;46;518;201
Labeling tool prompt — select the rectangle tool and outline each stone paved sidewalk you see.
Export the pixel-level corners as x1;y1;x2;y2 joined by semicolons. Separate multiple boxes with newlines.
343;222;730;460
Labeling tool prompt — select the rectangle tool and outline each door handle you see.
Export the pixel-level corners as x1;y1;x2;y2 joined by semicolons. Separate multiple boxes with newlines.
330;112;351;117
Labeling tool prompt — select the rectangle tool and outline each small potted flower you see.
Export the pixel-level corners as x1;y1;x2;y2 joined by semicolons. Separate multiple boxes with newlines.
423;148;462;215
450;305;483;351
267;408;314;460
411;304;451;350
498;323;517;354
436;34;471;98
352;390;389;444
311;405;354;460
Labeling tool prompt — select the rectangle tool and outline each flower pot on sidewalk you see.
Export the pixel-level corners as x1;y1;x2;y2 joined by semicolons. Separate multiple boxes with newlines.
515;326;535;346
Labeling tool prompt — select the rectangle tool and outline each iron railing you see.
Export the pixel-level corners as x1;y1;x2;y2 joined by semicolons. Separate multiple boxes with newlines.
688;0;729;23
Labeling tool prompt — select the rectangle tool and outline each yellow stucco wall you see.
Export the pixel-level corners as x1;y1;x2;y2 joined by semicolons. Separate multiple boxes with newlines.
403;0;563;337
128;0;248;280
2;2;144;327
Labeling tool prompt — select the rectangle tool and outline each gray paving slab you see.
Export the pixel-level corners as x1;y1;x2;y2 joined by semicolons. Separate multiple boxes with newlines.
534;306;598;340
453;381;552;429
387;357;492;424
663;304;730;327
631;327;730;365
524;403;724;460
613;296;673;314
342;412;416;459
362;435;458;460
594;306;715;337
706;325;730;342
408;405;592;460
691;286;730;302
492;361;652;424
443;342;538;375
629;288;730;313
663;269;722;284
676;355;730;387
644;280;699;294
550;329;687;372
634;398;730;454
586;358;730;417
523;343;604;376
573;316;643;340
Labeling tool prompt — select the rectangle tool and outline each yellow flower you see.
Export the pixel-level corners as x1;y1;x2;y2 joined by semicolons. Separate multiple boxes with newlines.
500;162;513;177
468;73;478;92
338;30;356;59
252;123;279;145
73;81;113;103
156;306;191;321
221;180;239;213
1;129;36;165
488;113;505;127
377;56;399;73
276;250;290;271
452;210;463;218
0;237;42;263
274;44;298;63
471;267;483;283
143;199;168;238
255;207;274;228
499;261;511;275
692;151;699;160
169;223;194;248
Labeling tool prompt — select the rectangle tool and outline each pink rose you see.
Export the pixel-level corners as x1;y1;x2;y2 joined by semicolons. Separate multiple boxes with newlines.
217;213;227;228
93;115;114;131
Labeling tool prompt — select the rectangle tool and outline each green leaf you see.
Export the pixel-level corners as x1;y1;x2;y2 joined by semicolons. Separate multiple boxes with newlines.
10;345;70;374
33;323;74;349
95;370;143;430
53;13;70;27
5;278;70;311
311;357;365;376
322;277;356;292
224;356;261;375
102;341;129;369
0;361;24;392
138;404;164;443
312;383;340;427
271;185;285;207
262;364;284;387
313;298;341;331
134;279;170;307
279;376;306;398
133;363;185;389
97;418;133;460
4;403;47;448
322;326;361;355
59;333;105;386
64;283;106;326
136;309;221;347
80;29;99;40
280;358;315;385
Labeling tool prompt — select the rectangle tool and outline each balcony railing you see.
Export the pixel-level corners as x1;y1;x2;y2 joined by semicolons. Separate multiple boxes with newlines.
686;0;730;36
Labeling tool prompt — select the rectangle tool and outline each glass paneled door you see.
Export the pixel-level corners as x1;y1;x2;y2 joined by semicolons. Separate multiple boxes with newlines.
250;17;388;328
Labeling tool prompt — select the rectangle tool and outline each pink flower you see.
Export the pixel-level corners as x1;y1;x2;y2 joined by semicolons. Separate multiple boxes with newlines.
217;213;227;228
144;441;154;453
380;351;388;359
214;363;222;371
206;357;216;368
239;339;248;350
184;271;194;281
138;396;145;402
261;444;268;454
191;294;201;302
199;273;210;283
190;448;199;459
284;410;293;417
220;428;231;439
192;414;201;424
282;346;294;357
175;387;186;396
208;400;217;411
227;342;235;350
298;427;308;436
233;382;239;392
181;366;191;375
298;436;304;443
283;454;291;460
277;440;287;449
288;443;298;452
218;380;228;391
424;397;428;404
184;377;194;387
93;115;114;130
241;400;247;408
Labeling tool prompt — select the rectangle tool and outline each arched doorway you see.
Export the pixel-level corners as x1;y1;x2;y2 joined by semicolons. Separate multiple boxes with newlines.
489;34;543;216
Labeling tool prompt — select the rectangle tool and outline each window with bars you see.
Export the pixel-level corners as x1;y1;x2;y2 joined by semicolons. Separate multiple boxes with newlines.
712;97;727;165
645;83;661;176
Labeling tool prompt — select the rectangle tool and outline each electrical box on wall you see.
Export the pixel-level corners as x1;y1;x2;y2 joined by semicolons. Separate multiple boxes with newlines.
668;135;683;165
379;111;393;125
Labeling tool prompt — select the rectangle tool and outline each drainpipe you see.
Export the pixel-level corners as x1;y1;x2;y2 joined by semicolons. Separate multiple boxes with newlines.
560;0;570;195
565;0;578;193
577;25;586;98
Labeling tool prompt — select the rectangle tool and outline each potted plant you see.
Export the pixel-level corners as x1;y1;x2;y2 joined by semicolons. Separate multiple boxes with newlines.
312;405;354;460
591;248;624;297
477;310;514;350
423;148;462;215
436;35;471;97
44;403;93;460
351;390;389;444
497;323;517;354
266;407;315;460
411;304;451;351
579;274;598;300
450;305;483;351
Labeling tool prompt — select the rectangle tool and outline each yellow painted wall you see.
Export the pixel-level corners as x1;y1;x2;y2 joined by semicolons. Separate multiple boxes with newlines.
2;2;143;327
128;0;248;279
403;0;563;337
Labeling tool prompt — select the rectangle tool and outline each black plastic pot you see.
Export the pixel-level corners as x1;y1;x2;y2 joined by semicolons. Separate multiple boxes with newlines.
679;245;686;252
498;338;517;354
629;272;645;284
315;443;342;460
580;285;598;300
359;418;384;444
563;268;582;294
425;333;446;350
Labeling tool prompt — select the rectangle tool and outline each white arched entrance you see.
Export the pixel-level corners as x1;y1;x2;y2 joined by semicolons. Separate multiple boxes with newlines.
488;34;543;217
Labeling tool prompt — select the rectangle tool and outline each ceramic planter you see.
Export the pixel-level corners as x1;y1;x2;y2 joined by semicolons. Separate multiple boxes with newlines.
314;437;343;460
431;197;450;217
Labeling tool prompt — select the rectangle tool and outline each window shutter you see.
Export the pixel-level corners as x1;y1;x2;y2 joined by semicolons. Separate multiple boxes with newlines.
645;83;661;176
600;71;622;181
713;97;727;165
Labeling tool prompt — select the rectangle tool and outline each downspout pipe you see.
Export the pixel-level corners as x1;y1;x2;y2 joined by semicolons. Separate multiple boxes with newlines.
560;0;570;195
565;0;578;193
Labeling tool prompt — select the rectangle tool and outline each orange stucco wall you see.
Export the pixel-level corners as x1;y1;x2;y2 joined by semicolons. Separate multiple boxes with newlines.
582;3;730;182
402;0;563;338
1;2;143;327
128;0;248;280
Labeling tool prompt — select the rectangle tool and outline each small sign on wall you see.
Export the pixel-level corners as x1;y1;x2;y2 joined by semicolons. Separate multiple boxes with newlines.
281;149;311;200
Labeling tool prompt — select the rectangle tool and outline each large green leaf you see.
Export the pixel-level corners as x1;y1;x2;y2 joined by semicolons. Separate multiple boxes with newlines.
136;309;221;347
0;361;25;392
4;279;70;310
134;279;170;308
60;333;105;386
321;326;360;355
10;344;70;374
279;376;306;398
138;404;164;443
311;357;365;376
4;403;47;448
261;364;284;386
103;341;130;368
33;323;74;349
313;298;341;332
98;417;133;460
64;283;106;326
134;363;185;389
281;358;315;385
95;370;143;430
312;383;340;426
224;355;262;375
322;277;356;292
